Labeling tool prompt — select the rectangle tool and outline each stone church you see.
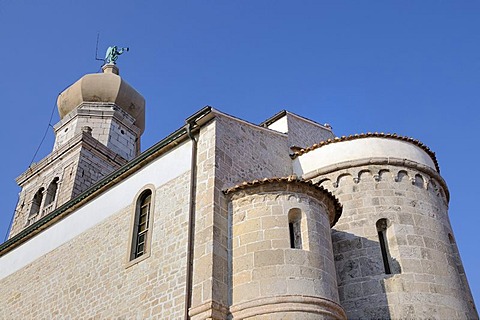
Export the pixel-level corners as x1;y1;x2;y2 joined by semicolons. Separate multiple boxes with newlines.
0;62;477;319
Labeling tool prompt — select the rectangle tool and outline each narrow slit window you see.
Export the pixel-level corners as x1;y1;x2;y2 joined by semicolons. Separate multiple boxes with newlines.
131;190;152;260
288;208;302;249
376;218;391;274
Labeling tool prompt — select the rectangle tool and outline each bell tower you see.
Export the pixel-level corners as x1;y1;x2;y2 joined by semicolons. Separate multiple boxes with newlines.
9;62;145;238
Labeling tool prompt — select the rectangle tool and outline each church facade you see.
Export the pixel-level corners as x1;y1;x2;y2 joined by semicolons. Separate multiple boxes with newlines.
0;64;477;319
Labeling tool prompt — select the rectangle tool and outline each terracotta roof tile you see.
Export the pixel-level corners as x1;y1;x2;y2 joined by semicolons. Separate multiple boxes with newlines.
223;175;343;226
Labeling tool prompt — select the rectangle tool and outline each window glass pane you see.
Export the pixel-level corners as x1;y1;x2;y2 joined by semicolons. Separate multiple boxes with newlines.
136;243;144;256
131;190;152;261
141;194;151;206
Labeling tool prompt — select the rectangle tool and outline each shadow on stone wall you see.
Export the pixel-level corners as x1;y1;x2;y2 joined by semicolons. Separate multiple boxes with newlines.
332;229;398;319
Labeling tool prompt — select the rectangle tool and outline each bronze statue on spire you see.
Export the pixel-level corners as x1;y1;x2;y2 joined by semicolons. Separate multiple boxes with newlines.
105;46;129;64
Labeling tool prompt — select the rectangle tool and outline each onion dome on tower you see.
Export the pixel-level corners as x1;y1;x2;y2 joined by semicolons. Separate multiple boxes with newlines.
53;63;145;161
10;55;147;238
57;64;145;135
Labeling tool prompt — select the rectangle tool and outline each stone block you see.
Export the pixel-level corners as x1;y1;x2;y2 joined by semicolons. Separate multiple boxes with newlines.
254;250;285;267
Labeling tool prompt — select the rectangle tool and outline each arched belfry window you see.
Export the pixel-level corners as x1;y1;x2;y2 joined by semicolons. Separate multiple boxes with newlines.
43;177;59;214
288;208;303;249
129;188;154;262
29;188;44;217
376;218;392;274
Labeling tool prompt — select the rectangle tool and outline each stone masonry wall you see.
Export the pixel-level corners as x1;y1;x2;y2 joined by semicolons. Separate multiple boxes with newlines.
190;112;340;318
228;183;346;320
54;104;140;161
106;117;139;161
71;143;126;198
190;119;226;319
1;171;191;319
285;113;334;149
10;133;126;238
312;164;478;319
215;114;292;187
10;160;77;238
190;114;293;319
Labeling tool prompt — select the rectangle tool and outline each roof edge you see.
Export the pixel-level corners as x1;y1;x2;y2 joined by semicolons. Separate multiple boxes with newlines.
259;110;287;127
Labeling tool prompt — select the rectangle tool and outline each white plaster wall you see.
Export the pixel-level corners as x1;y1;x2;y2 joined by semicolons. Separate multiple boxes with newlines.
293;138;436;176
0;140;192;279
267;115;288;133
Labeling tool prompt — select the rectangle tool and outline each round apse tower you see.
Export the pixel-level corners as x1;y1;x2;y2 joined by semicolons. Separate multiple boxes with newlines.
293;133;478;320
225;177;346;320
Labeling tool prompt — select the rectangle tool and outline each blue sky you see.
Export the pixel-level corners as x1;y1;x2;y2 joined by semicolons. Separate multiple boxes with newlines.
0;0;478;306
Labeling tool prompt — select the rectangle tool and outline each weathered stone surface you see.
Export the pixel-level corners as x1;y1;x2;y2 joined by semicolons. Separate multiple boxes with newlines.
1;107;477;320
9;132;127;238
311;164;477;319
1;172;191;319
228;182;345;319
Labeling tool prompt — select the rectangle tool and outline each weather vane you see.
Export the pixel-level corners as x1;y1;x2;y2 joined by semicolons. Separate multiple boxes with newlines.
104;46;129;65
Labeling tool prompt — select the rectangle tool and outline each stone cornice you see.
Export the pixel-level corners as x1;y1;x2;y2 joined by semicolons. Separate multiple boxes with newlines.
16;131;127;186
302;157;450;202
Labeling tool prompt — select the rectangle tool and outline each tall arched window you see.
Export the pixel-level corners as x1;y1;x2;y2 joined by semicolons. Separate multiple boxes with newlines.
376;218;391;274
130;189;153;261
29;188;44;217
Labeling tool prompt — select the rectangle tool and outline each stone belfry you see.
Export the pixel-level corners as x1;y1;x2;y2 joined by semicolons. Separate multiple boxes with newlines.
9;59;145;238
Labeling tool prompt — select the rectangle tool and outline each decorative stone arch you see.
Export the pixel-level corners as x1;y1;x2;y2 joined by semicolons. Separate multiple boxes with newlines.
427;178;435;191
358;169;373;182
413;173;425;188
317;178;334;190
378;169;392;182
334;173;353;188
427;177;448;205
438;184;448;204
394;170;410;183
